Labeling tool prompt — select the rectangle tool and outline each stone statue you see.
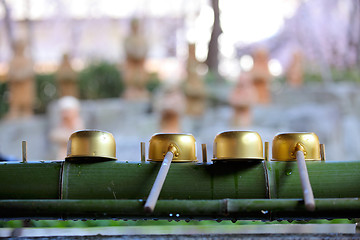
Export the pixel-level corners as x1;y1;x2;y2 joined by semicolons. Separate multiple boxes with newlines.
184;44;207;117
287;50;304;88
155;84;185;133
50;96;84;159
7;40;35;118
229;72;257;127
250;48;271;104
56;53;78;97
123;19;149;100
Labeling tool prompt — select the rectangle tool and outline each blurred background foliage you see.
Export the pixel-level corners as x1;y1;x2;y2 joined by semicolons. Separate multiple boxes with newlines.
34;73;57;114
146;72;161;94
78;61;124;100
0;61;163;117
1;66;359;118
1;63;359;118
0;82;8;118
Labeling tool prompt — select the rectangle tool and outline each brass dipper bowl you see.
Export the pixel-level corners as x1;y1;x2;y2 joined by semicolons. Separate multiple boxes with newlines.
212;131;264;161
148;133;197;162
66;129;117;161
272;132;321;161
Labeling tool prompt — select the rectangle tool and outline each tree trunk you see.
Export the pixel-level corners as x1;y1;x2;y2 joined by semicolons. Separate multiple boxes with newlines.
206;0;222;82
1;0;15;51
25;0;34;57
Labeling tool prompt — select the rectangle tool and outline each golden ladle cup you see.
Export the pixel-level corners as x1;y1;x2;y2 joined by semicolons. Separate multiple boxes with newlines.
212;131;264;161
272;132;321;211
144;133;197;213
66;129;117;161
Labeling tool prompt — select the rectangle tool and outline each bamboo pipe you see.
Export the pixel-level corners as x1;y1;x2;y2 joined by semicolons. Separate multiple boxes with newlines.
144;145;177;213
2;161;360;200
295;143;315;211
1;198;359;221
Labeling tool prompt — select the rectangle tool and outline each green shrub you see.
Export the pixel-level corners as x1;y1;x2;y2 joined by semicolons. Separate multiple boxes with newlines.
0;74;58;116
35;73;57;114
146;72;161;93
0;61;125;118
303;66;360;84
78;61;124;99
331;67;360;83
204;70;219;84
0;82;8;118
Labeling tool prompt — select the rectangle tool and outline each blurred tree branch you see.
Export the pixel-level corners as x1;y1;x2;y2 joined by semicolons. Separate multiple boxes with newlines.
348;0;360;67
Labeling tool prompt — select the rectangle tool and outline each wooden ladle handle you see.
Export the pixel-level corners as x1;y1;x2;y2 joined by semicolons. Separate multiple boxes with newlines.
144;145;177;213
296;150;315;211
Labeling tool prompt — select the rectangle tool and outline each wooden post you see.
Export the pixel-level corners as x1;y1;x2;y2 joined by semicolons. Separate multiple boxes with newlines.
264;142;269;161
140;142;145;163
201;144;207;163
320;144;326;161
22;141;27;163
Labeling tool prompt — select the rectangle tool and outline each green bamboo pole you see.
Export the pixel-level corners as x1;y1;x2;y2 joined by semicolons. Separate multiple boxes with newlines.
0;199;359;221
0;162;62;199
61;161;267;200
268;161;360;199
227;198;360;220
0;161;359;201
